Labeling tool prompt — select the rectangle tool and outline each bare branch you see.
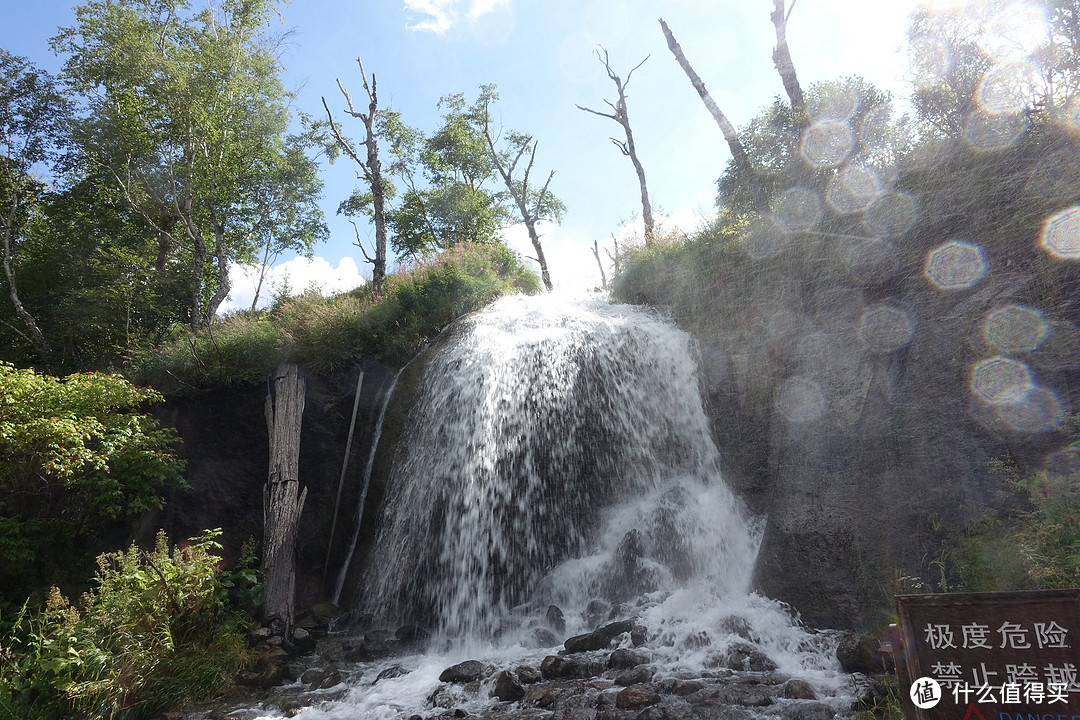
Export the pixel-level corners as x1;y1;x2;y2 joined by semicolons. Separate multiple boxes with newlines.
576;104;617;121
770;0;805;119
349;220;377;264
659;18;762;211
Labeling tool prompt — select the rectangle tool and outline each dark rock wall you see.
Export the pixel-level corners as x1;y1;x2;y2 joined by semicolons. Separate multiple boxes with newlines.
142;360;398;609
695;259;1080;629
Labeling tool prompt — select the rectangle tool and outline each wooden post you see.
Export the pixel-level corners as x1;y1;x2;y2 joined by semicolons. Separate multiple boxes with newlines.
263;362;307;634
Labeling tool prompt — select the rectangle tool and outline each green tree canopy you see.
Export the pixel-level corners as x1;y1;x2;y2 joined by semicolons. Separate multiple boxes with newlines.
53;0;325;329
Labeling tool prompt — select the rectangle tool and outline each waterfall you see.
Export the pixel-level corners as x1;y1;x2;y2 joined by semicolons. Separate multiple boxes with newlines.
359;293;763;643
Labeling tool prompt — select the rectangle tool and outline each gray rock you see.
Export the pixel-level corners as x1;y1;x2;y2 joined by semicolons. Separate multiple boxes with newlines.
616;684;661;710
631;625;649;647
565;620;635;653
439;660;486;683
609;648;649;669
547;605;566;634
492;670;526;702
783;679;818;700
376;664;409;683
781;701;836;720
614;665;653;686
516;665;543;684
717;642;777;672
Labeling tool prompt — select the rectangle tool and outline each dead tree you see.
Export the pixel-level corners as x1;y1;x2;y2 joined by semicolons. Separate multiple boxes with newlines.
770;0;806;122
477;92;559;291
322;57;388;291
263;362;307;635
577;49;656;245
659;18;766;213
591;238;607;289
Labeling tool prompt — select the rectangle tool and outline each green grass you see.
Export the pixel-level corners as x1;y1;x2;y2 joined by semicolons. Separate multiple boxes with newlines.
132;241;541;391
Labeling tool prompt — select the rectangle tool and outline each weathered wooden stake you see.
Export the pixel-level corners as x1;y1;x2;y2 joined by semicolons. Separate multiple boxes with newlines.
263;362;307;634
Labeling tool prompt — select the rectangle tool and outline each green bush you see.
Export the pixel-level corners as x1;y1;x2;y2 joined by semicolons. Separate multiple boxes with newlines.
953;442;1080;591
0;363;185;603
0;530;253;720
133;240;540;389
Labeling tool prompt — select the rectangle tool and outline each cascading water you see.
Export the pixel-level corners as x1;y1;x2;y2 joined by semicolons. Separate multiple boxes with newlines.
360;293;761;643
253;293;854;720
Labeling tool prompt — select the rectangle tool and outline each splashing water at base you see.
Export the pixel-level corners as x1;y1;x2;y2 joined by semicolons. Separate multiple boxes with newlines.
253;293;854;720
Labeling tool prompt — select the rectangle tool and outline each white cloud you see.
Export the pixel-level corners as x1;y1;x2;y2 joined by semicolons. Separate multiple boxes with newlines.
403;0;508;33
221;256;366;314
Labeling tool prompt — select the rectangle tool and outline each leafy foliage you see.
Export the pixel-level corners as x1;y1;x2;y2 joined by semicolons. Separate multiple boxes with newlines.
0;363;185;602
134;240;541;389
0;529;253;720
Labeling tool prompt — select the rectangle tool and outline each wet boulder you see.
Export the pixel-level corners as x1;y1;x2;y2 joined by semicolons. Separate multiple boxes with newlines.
564;620;635;653
492;670;526;702
438;660;487;683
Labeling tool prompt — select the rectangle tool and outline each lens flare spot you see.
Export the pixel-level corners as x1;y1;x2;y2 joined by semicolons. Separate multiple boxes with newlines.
1045;445;1080;486
1040;206;1080;259
980;2;1050;61
909;35;951;84
983;304;1048;352
864;192;918;238
858;304;915;352
995;386;1062;434
808;83;859;122
827;166;881;214
800;120;854;168
925;240;988;290
971;356;1033;405
964;111;1027;151
976;61;1039;115
844;238;901;285
773;188;822;232
776;377;827;423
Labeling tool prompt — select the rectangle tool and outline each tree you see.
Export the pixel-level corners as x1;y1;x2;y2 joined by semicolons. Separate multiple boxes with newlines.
578;49;656;245
659;18;763;213
323;57;389;291
0;51;69;365
54;0;324;329
474;85;564;291
244;127;328;310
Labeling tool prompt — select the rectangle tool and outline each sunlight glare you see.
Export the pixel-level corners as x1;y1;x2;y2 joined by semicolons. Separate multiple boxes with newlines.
858;304;915;352
1040;206;1080;259
971;356;1033;405
864;192;918;238
995;386;1062;433
774;188;822;232
826;166;881;214
925;240;987;290
800;120;854;168
983;304;1048;353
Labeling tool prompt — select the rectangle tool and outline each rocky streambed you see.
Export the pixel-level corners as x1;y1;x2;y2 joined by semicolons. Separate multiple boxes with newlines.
165;610;889;720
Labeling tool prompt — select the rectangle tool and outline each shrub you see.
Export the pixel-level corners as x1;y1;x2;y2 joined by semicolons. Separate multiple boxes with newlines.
133;240;541;388
0;530;252;720
0;363;185;603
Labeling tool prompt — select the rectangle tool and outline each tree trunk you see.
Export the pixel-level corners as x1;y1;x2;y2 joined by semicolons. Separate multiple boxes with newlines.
659;18;764;212
770;0;806;122
262;362;307;634
2;220;51;363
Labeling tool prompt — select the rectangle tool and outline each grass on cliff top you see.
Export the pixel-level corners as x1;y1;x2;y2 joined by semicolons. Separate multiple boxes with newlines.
132;241;541;392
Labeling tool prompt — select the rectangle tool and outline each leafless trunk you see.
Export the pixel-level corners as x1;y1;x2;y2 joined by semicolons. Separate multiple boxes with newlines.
577;49;656;245
479;112;556;291
659;18;765;213
323;57;387;291
263;362;307;634
592;238;607;289
204;220;231;324
771;0;806;121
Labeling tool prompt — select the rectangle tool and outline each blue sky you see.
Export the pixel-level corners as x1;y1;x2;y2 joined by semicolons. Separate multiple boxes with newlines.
2;0;929;305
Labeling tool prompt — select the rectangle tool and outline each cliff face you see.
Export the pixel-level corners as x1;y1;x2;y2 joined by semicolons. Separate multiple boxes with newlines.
690;258;1080;629
144;361;399;610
